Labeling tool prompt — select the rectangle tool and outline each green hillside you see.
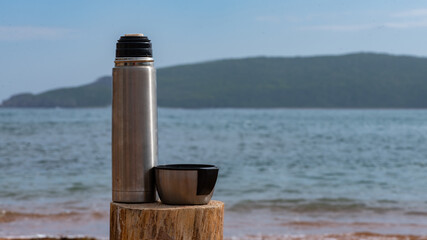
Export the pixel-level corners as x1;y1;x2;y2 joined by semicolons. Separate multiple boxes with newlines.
2;53;427;108
157;53;427;108
1;77;112;108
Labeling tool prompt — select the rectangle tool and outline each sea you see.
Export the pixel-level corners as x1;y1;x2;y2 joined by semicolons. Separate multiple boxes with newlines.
1;108;427;239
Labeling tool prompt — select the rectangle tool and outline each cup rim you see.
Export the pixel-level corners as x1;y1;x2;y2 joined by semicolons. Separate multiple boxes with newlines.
155;164;218;170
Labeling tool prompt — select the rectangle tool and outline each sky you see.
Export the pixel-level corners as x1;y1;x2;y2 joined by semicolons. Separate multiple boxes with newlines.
2;0;427;101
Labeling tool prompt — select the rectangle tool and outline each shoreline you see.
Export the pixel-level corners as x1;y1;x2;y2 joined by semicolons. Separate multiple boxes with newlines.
0;238;96;240
2;209;427;239
223;232;427;240
1;232;427;240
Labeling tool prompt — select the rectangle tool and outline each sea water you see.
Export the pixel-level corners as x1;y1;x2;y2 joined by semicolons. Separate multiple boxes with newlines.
1;108;427;238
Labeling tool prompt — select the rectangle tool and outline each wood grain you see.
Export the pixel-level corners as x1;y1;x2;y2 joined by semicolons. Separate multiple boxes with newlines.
110;200;224;240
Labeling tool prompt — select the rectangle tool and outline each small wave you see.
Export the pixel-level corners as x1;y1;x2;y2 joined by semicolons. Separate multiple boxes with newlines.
0;209;106;223
288;202;369;213
0;210;78;223
228;198;401;213
316;197;355;203
281;220;425;228
66;183;91;192
406;211;427;216
377;199;398;204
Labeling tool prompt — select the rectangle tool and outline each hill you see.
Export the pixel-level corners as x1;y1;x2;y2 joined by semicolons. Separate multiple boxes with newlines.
2;53;427;108
1;77;112;108
157;53;427;108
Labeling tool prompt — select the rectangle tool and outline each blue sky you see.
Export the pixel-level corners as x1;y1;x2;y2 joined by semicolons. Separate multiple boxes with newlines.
2;0;427;101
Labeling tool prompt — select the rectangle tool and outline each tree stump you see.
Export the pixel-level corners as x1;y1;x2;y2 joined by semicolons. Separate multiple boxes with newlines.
110;200;224;240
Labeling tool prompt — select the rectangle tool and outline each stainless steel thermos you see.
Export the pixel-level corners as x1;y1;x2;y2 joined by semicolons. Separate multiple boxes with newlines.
112;34;157;203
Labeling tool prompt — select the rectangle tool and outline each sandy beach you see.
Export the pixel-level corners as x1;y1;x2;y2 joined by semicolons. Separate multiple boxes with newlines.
3;209;427;240
1;232;427;240
224;232;427;240
0;238;96;240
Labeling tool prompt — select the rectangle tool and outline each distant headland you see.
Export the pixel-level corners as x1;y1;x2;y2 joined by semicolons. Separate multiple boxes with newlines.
2;52;427;108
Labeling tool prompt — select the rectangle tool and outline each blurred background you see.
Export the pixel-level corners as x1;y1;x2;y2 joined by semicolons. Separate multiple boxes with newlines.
4;0;427;101
1;1;427;239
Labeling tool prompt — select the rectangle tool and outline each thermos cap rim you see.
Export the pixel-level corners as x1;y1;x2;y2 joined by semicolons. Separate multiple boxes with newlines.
116;34;152;58
125;33;144;36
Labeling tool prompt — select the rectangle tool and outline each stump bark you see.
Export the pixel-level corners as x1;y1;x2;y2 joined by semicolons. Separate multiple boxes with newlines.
110;200;224;240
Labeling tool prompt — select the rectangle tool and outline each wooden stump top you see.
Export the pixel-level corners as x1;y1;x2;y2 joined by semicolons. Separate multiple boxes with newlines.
110;200;224;240
112;200;223;211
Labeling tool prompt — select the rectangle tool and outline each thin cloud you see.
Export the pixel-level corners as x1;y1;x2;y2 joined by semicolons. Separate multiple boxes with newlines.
303;8;427;32
384;20;427;29
393;8;427;17
305;20;427;32
0;26;73;41
304;24;374;32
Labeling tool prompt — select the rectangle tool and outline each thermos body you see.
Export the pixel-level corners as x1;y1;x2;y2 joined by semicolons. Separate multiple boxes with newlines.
112;34;157;203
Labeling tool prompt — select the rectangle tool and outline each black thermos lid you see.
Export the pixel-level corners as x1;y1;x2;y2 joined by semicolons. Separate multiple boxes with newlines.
116;34;152;58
